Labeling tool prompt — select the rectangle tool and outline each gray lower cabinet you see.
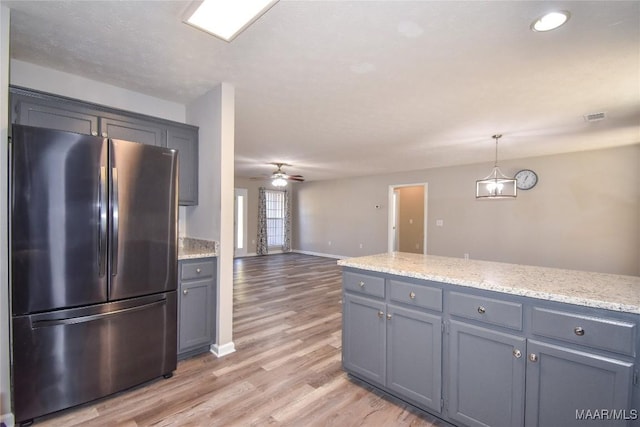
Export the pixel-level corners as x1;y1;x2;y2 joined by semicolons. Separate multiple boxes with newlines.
343;293;386;385
178;257;216;358
525;342;634;427
342;268;639;427
343;275;443;413
10;86;198;205
448;320;526;427
387;304;442;412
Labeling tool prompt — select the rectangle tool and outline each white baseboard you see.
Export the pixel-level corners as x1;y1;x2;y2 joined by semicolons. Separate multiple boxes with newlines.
293;250;346;259
210;341;236;358
1;412;15;427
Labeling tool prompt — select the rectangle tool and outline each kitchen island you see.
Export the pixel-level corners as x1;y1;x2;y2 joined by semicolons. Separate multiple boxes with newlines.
338;252;640;427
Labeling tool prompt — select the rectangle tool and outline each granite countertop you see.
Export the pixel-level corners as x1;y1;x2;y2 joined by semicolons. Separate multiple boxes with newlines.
178;237;218;260
338;252;640;314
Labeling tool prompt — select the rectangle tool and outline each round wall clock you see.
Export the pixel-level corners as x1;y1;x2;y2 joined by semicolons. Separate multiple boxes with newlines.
515;169;538;190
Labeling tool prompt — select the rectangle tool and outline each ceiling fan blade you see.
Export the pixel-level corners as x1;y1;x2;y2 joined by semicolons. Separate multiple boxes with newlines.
287;176;305;182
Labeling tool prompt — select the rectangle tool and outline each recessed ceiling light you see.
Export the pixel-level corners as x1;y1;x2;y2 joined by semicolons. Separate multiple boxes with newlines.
531;11;570;32
184;0;278;42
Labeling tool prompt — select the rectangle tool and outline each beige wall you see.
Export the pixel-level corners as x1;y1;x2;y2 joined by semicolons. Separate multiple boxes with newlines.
293;144;640;276
396;185;425;253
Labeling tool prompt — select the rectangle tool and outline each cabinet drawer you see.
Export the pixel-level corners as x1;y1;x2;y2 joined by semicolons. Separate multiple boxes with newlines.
344;272;385;298
531;308;636;357
449;292;522;330
181;260;214;280
389;280;442;312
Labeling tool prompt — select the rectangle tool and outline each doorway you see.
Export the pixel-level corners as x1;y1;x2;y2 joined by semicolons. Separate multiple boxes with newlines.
234;188;248;257
388;183;428;254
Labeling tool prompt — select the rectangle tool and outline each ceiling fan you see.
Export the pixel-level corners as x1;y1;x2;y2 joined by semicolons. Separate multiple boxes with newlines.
253;163;305;187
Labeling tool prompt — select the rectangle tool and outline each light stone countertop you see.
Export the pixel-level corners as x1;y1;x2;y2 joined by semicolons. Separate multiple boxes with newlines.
337;252;640;314
178;237;218;260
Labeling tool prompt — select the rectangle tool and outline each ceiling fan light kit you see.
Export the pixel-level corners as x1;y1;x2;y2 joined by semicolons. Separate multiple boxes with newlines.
476;134;517;200
272;176;288;187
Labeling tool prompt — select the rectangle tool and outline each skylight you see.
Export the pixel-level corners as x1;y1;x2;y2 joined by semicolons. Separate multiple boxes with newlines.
185;0;278;42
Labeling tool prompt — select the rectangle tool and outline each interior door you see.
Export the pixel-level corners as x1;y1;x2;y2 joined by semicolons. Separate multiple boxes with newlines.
11;125;108;314
108;139;178;300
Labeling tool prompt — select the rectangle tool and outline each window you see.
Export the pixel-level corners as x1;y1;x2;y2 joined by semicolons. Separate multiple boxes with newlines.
265;190;285;247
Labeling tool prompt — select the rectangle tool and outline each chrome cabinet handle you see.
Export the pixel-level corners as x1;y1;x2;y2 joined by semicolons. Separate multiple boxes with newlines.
513;349;522;359
529;353;538;362
183;289;188;295
386;314;392;320
359;281;365;288
92;131;98;136
378;311;384;318
477;306;486;314
409;291;416;299
102;132;108;137
196;268;201;274
574;326;585;336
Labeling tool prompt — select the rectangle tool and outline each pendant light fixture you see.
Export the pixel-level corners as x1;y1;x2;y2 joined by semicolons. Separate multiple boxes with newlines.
476;134;517;199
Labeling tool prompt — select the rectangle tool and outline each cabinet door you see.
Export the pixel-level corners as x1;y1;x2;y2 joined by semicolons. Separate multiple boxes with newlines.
342;293;386;385
178;278;213;352
167;125;199;205
12;95;99;136
100;116;166;146
387;305;442;413
525;340;634;427
449;320;526;427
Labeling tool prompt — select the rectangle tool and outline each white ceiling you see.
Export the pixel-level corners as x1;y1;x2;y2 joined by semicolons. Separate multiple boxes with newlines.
6;0;640;181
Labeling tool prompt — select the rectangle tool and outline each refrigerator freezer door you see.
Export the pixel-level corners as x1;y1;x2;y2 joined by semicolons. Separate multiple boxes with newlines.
12;292;177;423
11;125;108;315
108;139;178;300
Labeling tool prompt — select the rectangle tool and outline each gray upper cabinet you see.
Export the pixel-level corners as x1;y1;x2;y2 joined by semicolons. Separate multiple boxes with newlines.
100;116;166;146
10;86;199;206
167;125;198;205
11;95;99;136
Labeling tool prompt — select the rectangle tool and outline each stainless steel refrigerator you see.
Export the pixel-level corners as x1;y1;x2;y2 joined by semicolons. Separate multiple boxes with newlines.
10;124;178;424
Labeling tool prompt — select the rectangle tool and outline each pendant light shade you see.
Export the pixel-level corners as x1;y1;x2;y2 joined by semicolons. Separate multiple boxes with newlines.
476;134;517;199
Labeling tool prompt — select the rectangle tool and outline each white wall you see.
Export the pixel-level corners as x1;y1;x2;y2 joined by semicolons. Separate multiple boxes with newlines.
10;59;185;122
186;84;235;355
1;6;12;425
294;144;640;276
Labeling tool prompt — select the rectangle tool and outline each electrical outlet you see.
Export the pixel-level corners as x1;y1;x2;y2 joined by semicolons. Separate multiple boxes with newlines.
328;241;332;246
436;219;444;227
359;243;363;249
464;253;470;260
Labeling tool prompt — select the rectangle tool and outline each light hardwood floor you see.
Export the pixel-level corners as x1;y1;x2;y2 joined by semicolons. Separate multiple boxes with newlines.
37;253;445;426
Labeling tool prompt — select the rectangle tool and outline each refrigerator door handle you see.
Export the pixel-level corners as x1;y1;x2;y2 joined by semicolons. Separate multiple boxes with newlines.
31;298;167;329
111;167;119;276
98;166;107;277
